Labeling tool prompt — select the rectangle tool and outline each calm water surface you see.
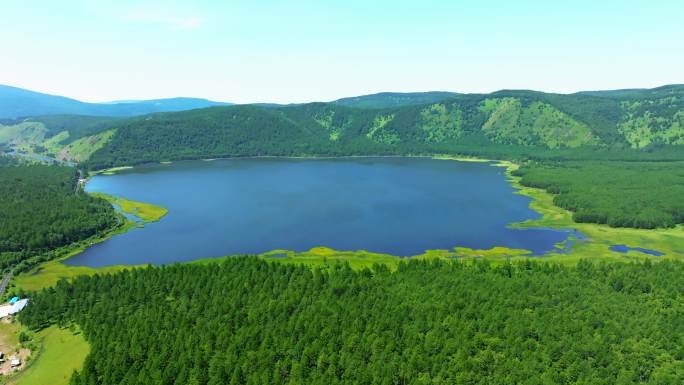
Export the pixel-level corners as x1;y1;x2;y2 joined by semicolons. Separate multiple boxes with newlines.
66;158;574;267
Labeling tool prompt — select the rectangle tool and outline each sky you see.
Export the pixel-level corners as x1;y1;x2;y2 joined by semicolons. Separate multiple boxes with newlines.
0;0;682;104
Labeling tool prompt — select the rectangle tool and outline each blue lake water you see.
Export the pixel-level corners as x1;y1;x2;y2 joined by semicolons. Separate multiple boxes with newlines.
610;244;664;256
66;157;576;267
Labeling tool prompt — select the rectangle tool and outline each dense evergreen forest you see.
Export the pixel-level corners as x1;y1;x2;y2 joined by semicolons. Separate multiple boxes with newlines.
514;161;684;229
0;163;118;270
20;257;684;385
0;154;17;165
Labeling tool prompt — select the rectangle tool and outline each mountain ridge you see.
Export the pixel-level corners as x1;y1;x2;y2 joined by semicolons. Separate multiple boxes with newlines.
332;91;460;109
0;84;232;119
3;84;684;167
84;85;684;169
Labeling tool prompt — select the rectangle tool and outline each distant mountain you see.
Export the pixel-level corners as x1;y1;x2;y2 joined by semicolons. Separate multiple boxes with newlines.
103;97;233;111
332;91;460;109
576;84;684;99
0;85;232;119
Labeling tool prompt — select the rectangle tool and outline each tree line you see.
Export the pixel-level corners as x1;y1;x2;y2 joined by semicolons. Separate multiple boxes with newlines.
0;163;118;270
20;257;684;384
515;160;684;228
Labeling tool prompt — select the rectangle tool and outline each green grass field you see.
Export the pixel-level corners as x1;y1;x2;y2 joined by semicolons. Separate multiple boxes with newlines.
90;166;133;176
193;245;533;272
13;260;131;293
8;326;89;385
59;129;115;162
89;192;168;223
0;321;22;357
0;122;116;163
0;122;47;147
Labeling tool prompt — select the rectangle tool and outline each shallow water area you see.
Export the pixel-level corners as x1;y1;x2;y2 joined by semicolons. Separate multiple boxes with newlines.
610;244;664;256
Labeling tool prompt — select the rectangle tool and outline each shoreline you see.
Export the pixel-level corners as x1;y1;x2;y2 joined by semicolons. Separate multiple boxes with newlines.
18;154;684;291
91;153;498;176
502;161;684;261
74;156;574;269
12;214;143;292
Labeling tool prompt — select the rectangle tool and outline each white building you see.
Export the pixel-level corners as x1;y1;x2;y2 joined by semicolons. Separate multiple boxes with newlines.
0;299;28;318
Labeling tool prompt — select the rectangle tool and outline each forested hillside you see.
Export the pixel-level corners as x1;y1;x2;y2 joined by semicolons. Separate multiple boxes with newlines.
0;164;118;270
21;257;684;384
0;115;125;162
332;91;459;108
27;115;124;143
86;86;684;169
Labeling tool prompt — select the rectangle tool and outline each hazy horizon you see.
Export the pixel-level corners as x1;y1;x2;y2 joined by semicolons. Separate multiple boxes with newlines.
3;82;684;106
2;1;682;104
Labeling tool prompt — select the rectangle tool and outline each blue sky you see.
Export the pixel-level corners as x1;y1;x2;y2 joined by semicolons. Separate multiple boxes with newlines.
1;0;682;103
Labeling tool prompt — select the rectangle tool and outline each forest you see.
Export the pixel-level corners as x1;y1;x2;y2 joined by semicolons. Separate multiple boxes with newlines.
514;161;684;229
0;162;118;270
20;257;684;385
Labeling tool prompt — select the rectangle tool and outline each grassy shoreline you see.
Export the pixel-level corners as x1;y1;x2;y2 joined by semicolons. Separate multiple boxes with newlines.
21;156;684;283
89;192;168;223
11;219;139;293
502;161;684;262
15;155;684;291
10;191;166;293
90;153;496;175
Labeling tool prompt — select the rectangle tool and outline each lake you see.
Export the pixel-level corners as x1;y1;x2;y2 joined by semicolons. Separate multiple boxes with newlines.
66;157;575;267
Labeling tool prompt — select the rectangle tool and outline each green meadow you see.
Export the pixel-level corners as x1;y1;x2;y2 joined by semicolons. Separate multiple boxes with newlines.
7;326;89;385
89;192;168;223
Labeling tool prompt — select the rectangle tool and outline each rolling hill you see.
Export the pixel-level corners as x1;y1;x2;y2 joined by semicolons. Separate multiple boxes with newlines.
332;91;460;108
3;85;684;167
85;85;684;169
